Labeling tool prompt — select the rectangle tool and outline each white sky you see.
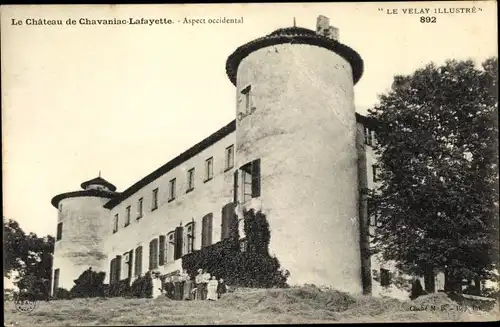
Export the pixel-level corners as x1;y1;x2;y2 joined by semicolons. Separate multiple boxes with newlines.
1;2;497;237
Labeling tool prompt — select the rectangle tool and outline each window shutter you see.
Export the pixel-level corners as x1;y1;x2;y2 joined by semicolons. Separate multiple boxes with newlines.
174;226;183;260
233;170;239;204
190;222;195;252
208;215;213;246
159;236;166;266
115;255;122;282
135;246;142;277
251;159;261;198
128;250;133;279
149;241;154;270
221;205;229;240
109;258;115;284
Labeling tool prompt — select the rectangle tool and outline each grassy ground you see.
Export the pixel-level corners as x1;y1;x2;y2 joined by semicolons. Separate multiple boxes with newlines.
4;286;499;325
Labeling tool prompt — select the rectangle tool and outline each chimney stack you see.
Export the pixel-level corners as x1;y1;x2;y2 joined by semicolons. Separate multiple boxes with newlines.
316;15;339;41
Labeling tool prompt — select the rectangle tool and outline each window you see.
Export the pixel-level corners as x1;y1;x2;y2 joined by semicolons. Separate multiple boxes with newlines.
53;268;60;294
187;168;195;192
58;203;63;212
221;203;237;240
205;157;213;182
184;221;195;255
159;235;166;266
380;268;391;287
134;246;143;277
56;223;63;241
110;255;122;284
240;159;261;203
174;226;184;260
241;85;252;112
124;250;133;279
372;165;378;183
201;213;213;248
365;126;376;146
152;188;159;211
149;238;159;270
168;179;176;201
225;145;234;171
137;198;143;219
167;231;175;262
125;206;131;227
113;214;119;233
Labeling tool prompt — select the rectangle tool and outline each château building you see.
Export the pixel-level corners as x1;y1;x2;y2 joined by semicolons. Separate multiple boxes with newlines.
50;15;411;297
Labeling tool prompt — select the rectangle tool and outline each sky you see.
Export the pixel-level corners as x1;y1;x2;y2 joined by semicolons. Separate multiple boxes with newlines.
1;2;497;237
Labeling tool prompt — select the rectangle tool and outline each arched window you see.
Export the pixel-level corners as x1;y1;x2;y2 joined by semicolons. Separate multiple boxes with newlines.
184;221;195;255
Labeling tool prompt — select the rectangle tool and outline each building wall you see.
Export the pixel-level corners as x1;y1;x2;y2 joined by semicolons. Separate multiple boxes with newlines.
52;196;111;292
233;43;362;294
103;132;236;283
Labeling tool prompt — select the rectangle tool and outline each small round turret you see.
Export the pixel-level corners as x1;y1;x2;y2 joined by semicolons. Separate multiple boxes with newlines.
50;175;118;293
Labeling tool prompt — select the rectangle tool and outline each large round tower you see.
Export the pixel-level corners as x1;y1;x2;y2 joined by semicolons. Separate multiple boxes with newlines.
226;16;364;293
50;176;117;294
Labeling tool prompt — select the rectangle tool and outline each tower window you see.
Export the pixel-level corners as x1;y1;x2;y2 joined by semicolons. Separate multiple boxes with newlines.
113;214;119;233
125;206;131;227
205;157;213;182
241;85;252;113
137;198;143;219
56;223;63;241
372;165;379;183
168;179;176;201
59;203;63;212
225;145;234;171
187;168;195;192
240;159;261;203
152;188;159;211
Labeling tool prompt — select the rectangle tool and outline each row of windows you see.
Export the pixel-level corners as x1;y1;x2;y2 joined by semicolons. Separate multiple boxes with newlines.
109;204;237;281
112;145;235;234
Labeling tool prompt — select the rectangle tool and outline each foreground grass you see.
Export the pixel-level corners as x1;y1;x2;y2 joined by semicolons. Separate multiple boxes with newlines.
4;286;499;325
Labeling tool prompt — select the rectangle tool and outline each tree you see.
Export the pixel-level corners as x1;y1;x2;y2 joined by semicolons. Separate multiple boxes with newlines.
367;58;498;294
3;218;55;300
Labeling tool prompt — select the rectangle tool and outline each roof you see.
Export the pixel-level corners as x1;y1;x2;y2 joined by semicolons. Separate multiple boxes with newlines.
226;26;364;86
103;120;237;209
101;114;373;210
81;176;117;192
50;189;117;208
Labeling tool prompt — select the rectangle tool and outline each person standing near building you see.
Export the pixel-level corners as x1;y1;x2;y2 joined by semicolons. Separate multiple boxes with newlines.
173;274;183;300
207;276;219;301
195;269;204;300
202;269;211;300
183;275;194;300
179;269;188;298
217;278;227;299
164;276;175;299
151;271;163;299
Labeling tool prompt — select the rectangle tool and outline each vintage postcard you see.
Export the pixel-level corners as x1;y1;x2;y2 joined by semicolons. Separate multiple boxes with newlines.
2;1;498;325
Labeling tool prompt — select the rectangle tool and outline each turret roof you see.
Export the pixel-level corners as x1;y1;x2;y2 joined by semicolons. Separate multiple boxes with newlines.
225;25;363;86
80;176;117;192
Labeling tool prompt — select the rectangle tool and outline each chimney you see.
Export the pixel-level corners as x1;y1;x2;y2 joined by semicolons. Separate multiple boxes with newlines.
316;15;339;41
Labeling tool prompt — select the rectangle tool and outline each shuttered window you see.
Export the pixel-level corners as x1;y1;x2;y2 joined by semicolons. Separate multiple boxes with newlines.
167;232;175;262
159;235;166;266
202;213;213;248
251;159;261;198
149;238;159;270
125;250;133;280
184;222;195;254
174;226;184;260
221;203;236;240
115;255;122;282
134;246;142;277
56;223;63;241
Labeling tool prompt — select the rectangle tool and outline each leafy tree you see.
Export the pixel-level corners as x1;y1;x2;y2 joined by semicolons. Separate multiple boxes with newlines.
367;58;498;294
3;218;55;300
